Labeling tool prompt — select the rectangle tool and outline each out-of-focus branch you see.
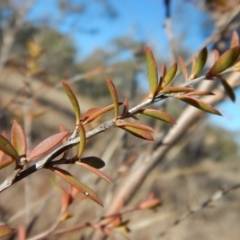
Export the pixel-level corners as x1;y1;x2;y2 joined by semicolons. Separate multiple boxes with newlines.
158;182;240;237
164;0;177;63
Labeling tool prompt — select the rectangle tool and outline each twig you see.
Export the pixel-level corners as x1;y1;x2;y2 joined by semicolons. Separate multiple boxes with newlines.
0;68;237;193
158;182;240;237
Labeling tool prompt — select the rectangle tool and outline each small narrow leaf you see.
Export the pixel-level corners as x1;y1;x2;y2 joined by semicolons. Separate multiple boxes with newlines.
119;126;154;141
161;62;178;87
121;98;129;118
28;131;70;161
77;123;86;157
213;49;220;62
0;225;15;237
83;103;122;125
11;121;27;157
80;156;105;169
62;81;81;125
174;95;221;115
0;135;19;167
230;31;239;48
207;46;240;77
49;167;103;206
81;108;101;122
138;109;176;124
190;47;208;79
116;122;154;132
161;63;167;79
138;193;162;210
106;78;119;121
77;162;113;184
158;86;194;94
145;46;158;98
218;76;236;102
178;56;188;80
186;91;214;96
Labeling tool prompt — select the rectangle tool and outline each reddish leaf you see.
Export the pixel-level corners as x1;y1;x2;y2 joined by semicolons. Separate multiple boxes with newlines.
178;56;188;80
83;103;122;124
207;46;240;77
11;121;27;157
218;76;236;102
28;131;70;161
121;98;129;118
138;193;162;210
138;109;176;124
158;86;194;94
174;95;221;115
186;91;214;96
230;31;239;48
161;62;177;88
116;122;154;132
49;167;103;206
81;108;101;122
77;162;113;184
161;63;167;79
190;47;208;79
145;46;158;98
213;49;220;62
0;134;19;167
119;126;154;141
77;123;86;157
79;156;105;169
106;78;119;121
61;187;72;210
62;81;81;125
0;225;15;237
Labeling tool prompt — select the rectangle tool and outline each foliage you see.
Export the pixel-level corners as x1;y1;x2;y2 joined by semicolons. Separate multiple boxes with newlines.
0;29;240;237
0;1;240;239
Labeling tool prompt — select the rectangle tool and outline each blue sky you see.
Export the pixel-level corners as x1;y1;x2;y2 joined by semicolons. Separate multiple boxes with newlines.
27;0;240;136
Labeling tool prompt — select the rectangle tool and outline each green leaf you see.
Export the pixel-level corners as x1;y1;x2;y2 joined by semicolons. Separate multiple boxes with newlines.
174;95;221;116
207;46;240;77
218;76;236;102
79;156;105;169
190;47;208;79
158;86;194;94
138;109;176;124
178;56;188;80
119;126;154;141
77;123;86;157
11;121;27;157
62;81;81;125
145;46;158;98
161;62;178;88
28;131;70;161
0;225;15;237
76;162;112;184
106;78;119;121
0;134;19;167
49;167;103;206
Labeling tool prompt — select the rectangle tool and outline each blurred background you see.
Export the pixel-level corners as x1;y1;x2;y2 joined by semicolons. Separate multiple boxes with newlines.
0;0;240;239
